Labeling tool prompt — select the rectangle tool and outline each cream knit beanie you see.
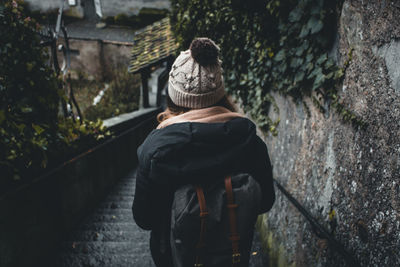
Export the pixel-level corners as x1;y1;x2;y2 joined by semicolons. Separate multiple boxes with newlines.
168;38;225;109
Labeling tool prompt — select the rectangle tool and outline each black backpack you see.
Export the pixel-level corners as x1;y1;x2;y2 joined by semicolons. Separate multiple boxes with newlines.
170;173;262;267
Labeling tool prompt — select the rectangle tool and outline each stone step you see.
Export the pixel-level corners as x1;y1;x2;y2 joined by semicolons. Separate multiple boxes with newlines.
112;182;135;189
54;167;157;266
65;229;149;242
109;188;135;195
78;222;139;232
94;208;133;216
117;177;136;182
56;253;155;267
104;195;134;203
115;177;136;182
98;200;133;209
56;245;155;267
58;241;149;255
78;213;134;224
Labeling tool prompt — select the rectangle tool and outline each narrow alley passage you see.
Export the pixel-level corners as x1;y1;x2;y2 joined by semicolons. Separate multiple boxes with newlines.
54;168;268;267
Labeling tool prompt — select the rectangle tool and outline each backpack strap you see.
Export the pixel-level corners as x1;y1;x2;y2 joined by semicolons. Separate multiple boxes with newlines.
224;176;241;266
194;186;208;267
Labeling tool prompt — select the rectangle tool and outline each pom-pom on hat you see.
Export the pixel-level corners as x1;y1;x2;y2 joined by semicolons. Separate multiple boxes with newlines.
168;37;225;109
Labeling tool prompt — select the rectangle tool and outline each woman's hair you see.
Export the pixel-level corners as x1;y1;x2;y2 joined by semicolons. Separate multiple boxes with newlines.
157;94;237;123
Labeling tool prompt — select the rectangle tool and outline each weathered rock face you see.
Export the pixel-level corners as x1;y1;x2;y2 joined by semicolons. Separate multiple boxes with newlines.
259;1;400;266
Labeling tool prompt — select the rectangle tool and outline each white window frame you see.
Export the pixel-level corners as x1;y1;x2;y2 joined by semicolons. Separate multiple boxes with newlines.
68;0;77;6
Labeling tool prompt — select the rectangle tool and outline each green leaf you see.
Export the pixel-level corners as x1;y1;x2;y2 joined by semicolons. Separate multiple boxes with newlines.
313;74;326;90
288;8;302;23
274;50;286;62
21;107;33;113
306;53;314;63
294;71;305;83
290;57;303;68
306;62;314;72
316;54;328;65
32;123;45;135
310;5;321;15
17;123;26;133
307;16;323;34
277;62;287;73
299;25;309;38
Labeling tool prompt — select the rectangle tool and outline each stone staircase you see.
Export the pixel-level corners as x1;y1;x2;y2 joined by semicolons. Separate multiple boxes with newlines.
54;168;268;266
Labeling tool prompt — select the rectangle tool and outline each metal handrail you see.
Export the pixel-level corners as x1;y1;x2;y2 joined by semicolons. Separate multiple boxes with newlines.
0;109;161;202
273;178;360;267
38;0;70;76
36;0;83;121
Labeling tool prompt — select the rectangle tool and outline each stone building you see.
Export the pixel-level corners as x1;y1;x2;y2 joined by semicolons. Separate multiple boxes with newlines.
24;0;170;18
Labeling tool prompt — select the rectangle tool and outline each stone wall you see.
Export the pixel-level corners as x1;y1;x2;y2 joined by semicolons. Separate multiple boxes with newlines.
25;0;84;18
259;1;400;266
100;0;170;17
24;0;169;17
66;38;133;80
25;0;71;12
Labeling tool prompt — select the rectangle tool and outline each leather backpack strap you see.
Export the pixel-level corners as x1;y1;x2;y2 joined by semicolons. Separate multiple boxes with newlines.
224;176;241;266
194;186;208;267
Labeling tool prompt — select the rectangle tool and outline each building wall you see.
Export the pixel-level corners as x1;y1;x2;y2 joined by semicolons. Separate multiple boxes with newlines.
24;0;70;12
64;38;132;80
100;0;170;17
24;0;169;17
259;1;400;266
24;0;84;18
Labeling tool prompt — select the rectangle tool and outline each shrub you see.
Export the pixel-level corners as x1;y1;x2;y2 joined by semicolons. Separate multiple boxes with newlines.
84;70;141;121
0;0;109;194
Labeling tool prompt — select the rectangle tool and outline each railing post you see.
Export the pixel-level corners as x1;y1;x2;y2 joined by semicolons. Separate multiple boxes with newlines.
141;68;150;108
156;69;168;107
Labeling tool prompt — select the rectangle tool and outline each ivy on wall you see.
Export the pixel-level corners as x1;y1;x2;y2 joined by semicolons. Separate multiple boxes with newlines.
171;0;363;135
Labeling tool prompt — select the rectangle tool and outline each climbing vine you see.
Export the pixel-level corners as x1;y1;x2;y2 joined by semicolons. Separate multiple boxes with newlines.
170;0;364;135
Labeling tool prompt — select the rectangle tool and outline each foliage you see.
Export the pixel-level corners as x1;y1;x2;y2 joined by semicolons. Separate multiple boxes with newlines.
103;8;169;29
0;0;110;194
69;73;105;113
84;70;141;121
170;0;364;134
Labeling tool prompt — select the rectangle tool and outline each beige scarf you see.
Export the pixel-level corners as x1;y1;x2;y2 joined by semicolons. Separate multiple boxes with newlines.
157;106;244;129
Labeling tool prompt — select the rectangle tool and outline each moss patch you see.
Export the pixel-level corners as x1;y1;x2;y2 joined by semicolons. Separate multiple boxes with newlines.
256;214;295;267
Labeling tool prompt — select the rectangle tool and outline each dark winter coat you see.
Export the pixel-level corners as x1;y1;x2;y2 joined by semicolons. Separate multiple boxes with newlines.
132;117;275;232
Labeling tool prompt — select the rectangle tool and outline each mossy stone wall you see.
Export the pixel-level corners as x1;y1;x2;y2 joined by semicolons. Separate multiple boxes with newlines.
259;1;400;265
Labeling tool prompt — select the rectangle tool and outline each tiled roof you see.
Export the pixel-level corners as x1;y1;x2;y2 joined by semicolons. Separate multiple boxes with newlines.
128;18;177;74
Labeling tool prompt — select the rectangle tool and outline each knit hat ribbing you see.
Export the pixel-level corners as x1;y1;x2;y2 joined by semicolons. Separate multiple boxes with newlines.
168;38;225;109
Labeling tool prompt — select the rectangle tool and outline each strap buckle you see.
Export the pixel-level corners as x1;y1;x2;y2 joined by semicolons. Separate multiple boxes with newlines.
199;211;208;217
232;253;241;263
